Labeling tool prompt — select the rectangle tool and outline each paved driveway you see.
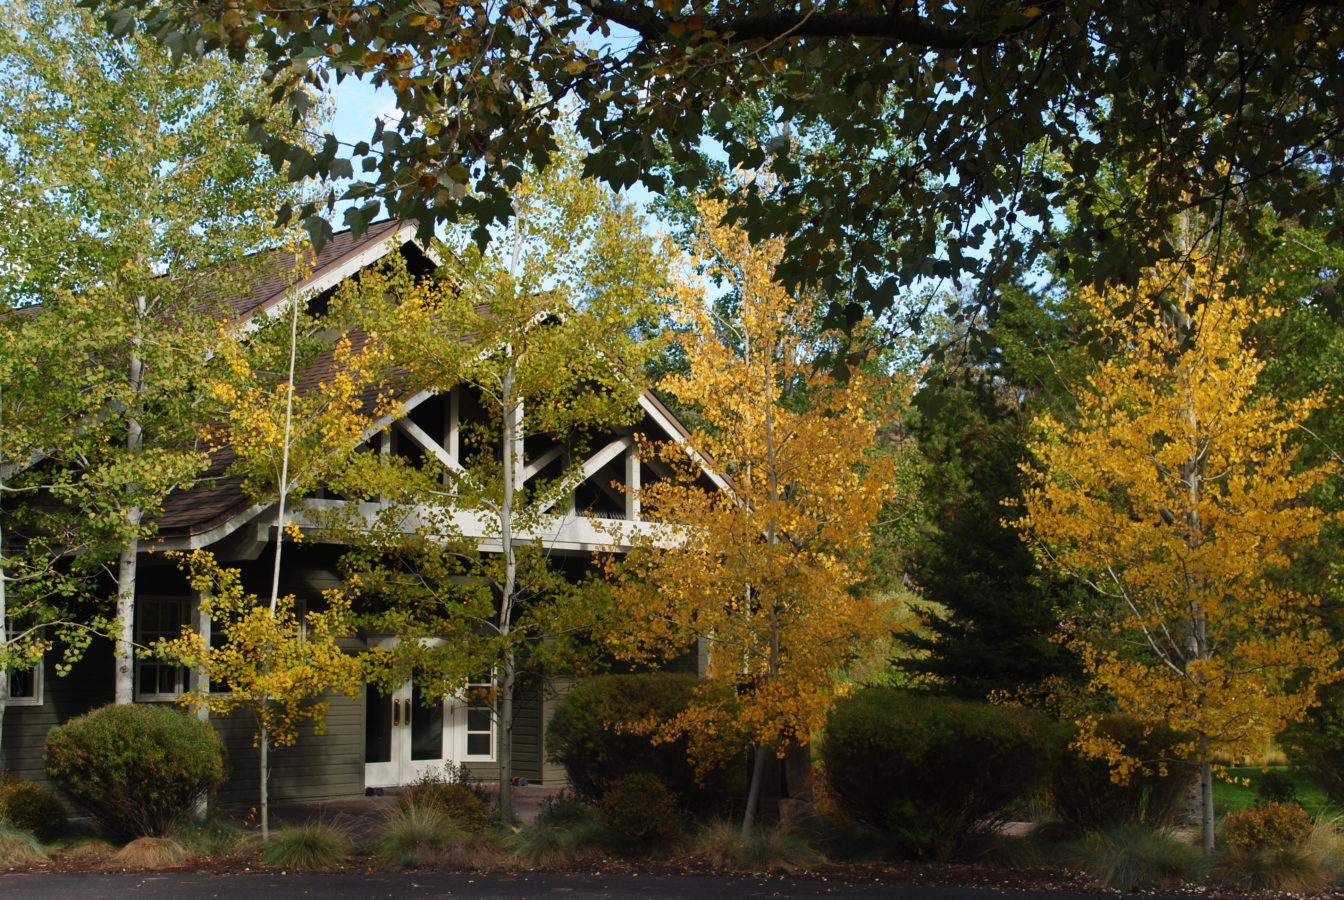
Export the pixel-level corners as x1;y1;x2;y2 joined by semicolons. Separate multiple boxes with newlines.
0;873;1178;900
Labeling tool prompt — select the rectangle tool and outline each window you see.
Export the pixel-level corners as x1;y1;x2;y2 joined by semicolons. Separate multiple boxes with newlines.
136;597;191;701
4;621;41;706
464;675;494;760
6;661;41;706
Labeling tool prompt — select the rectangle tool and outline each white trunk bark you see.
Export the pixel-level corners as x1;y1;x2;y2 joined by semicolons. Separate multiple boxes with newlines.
495;365;520;822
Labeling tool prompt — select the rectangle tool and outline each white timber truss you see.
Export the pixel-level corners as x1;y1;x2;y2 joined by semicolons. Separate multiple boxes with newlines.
286;384;713;553
146;226;728;555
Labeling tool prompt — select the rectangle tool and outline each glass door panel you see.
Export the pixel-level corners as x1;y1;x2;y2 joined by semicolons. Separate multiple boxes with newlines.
409;682;444;761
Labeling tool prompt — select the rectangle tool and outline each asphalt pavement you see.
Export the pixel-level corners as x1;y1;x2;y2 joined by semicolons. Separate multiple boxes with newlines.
0;873;1177;900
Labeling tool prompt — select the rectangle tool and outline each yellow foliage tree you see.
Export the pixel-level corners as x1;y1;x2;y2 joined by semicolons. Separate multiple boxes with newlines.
604;200;901;835
150;551;364;839
1015;260;1341;855
191;268;394;838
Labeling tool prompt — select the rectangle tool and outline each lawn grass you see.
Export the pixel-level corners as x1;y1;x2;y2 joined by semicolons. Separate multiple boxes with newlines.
1212;766;1337;818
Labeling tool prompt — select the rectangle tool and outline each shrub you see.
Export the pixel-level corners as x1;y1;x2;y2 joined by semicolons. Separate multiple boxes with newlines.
263;822;352;869
821;688;1050;860
44;703;227;842
0;774;66;842
1048;715;1196;831
396;780;494;834
0;823;46;865
1222;800;1313;851
546;673;740;818
1256;768;1299;805
1281;683;1344;807
597;772;684;856
1214;806;1329;893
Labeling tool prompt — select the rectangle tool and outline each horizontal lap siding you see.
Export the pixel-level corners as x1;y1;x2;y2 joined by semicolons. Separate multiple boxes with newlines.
214;691;364;805
2;644;116;786
541;677;574;787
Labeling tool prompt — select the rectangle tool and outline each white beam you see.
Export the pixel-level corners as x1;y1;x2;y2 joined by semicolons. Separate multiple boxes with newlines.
522;446;563;483
395;417;464;473
535;437;632;514
624;443;641;521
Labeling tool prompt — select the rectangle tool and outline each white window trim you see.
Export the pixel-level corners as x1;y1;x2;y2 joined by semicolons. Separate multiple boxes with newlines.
135;596;193;702
5;660;42;707
462;676;496;762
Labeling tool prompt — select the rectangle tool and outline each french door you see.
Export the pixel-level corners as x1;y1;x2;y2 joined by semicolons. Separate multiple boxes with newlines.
364;681;450;787
363;678;497;788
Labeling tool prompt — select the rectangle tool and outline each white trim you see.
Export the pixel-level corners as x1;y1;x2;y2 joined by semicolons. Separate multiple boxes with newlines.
521;446;563;482
238;223;421;333
135;596;193;702
5;661;42;707
637;393;734;494
394;417;464;473
534;437;631;515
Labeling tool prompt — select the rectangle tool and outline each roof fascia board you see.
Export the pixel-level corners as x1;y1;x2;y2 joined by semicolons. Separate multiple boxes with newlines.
239;222;421;333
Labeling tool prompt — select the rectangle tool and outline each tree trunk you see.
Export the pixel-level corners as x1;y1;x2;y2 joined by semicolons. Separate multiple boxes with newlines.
260;720;271;842
1200;742;1215;857
741;742;771;838
114;335;146;705
494;367;520;823
113;511;142;704
497;650;515;823
0;395;9;766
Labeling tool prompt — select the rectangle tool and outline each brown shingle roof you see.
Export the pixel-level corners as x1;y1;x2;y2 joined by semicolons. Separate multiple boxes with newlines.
155;222;413;539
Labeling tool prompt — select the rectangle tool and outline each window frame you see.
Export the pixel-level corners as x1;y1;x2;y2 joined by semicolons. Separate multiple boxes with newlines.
134;596;193;702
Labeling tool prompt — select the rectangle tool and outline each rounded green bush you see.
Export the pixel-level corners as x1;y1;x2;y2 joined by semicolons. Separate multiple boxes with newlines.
44;703;226;842
821;688;1050;860
0;775;66;842
546;673;740;818
1049;715;1196;831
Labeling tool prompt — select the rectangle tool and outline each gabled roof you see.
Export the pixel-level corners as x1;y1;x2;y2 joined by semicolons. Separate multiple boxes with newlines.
153;222;721;549
156;224;418;541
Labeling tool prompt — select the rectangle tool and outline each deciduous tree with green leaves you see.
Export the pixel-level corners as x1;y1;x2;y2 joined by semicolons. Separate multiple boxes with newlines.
1015;257;1341;856
328;152;674;822
102;0;1344;328
0;0;319;710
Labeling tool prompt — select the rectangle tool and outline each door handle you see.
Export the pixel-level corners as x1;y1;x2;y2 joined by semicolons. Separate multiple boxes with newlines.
393;698;402;727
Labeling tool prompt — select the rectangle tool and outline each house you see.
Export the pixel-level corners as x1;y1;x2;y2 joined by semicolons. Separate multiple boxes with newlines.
1;221;718;804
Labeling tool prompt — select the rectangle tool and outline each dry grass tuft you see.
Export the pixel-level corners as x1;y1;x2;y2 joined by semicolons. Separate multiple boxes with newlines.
55;838;117;864
0;824;47;866
113;836;189;869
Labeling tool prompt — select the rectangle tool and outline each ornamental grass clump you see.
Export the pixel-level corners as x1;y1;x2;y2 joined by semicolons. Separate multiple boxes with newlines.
263;822;352;869
0;822;46;866
507;792;604;866
1072;824;1203;892
692;821;820;873
374;799;500;870
112;836;189;869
